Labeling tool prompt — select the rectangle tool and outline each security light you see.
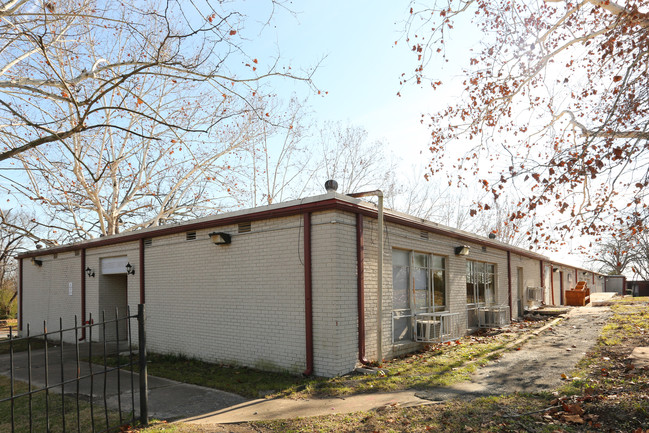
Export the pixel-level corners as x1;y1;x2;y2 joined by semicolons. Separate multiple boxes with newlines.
85;267;95;278
125;262;135;275
209;232;232;245
454;245;470;256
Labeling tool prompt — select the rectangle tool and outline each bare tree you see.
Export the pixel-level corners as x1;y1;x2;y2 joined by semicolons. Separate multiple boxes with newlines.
0;0;314;240
0;209;36;317
315;122;398;194
630;232;649;279
405;0;649;243
0;0;312;162
237;98;316;208
588;235;636;275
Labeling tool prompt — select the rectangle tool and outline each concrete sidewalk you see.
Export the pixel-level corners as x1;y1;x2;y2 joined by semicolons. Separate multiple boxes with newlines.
0;341;247;420
0;304;613;425
181;391;430;424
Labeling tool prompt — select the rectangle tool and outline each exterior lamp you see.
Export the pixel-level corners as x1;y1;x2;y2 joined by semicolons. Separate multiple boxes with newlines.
209;232;232;245
85;267;95;278
582;271;588;276
125;262;135;275
454;245;470;256
31;258;43;267
553;267;559;273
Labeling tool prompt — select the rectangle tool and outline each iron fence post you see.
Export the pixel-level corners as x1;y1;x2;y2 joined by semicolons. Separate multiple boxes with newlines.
138;303;148;426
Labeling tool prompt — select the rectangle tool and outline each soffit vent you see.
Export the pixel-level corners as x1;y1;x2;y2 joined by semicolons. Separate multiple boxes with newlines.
144;239;153;247
186;231;197;241
420;231;429;240
238;222;251;233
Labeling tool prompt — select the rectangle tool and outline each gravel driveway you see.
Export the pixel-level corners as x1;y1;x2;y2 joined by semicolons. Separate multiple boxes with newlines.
418;306;612;400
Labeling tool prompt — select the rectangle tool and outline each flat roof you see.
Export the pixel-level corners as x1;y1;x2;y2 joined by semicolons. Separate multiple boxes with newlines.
15;192;600;274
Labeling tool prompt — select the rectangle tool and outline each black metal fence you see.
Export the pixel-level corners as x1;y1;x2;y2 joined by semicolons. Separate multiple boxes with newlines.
0;304;148;432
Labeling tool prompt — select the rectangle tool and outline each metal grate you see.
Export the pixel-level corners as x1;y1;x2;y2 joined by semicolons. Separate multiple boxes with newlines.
420;231;429;240
414;311;462;343
185;231;197;241
143;239;152;247
238;222;251;233
478;305;511;328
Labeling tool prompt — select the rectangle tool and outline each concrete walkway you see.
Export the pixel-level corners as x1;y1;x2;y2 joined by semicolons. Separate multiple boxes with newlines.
0;304;613;424
182;306;612;424
182;391;429;424
0;341;247;420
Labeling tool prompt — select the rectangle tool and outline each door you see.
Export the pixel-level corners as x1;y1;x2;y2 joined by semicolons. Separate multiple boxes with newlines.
466;261;485;329
517;267;524;317
544;265;553;305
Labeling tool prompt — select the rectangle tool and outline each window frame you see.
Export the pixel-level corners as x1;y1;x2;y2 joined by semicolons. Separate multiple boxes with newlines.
391;248;448;344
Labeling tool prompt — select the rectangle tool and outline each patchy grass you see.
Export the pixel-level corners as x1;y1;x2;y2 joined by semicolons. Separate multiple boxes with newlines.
92;352;312;399
98;317;551;401
130;300;649;432
0;337;46;355
0;375;129;433
286;330;523;398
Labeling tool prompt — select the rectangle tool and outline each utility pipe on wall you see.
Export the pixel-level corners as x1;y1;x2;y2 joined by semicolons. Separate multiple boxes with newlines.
348;190;384;364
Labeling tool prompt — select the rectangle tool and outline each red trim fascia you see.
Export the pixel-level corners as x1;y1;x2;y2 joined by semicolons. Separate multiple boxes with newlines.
507;252;512;318
16;199;344;259
575;269;578;286
81;249;87;340
303;212;314;376
139;238;145;304
17;198;548;263
18;258;23;331
356;213;369;364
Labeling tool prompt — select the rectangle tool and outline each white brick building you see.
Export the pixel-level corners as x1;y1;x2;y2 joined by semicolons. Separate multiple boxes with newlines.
17;192;604;377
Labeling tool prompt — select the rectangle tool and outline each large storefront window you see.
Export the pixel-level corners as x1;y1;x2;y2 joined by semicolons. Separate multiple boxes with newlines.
392;250;446;342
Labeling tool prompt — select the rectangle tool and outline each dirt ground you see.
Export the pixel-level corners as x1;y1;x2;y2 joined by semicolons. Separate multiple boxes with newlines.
448;306;612;396
143;306;621;433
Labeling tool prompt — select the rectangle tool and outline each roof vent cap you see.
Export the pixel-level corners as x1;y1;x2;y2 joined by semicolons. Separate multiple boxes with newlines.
324;179;338;193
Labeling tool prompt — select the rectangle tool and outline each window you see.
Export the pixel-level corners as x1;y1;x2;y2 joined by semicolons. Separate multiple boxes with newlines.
392;249;447;343
466;260;496;305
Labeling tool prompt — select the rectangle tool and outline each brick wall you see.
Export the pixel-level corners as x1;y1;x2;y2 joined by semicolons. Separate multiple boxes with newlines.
361;218;543;362
20;251;82;342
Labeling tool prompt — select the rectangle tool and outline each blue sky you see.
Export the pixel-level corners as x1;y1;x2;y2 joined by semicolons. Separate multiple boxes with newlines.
233;1;593;269
239;0;471;167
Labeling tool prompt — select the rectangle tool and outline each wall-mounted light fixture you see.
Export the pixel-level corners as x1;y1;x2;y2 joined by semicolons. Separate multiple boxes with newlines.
598;275;603;279
582;271;588;276
553;267;559;273
209;232;232;245
85;267;95;278
454;245;470;256
125;262;135;275
31;258;43;267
